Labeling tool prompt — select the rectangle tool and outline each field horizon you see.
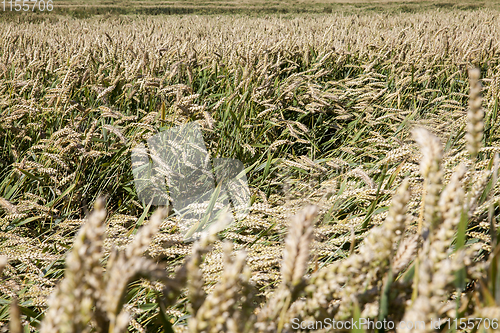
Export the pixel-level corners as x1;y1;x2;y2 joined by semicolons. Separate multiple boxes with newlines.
0;0;498;18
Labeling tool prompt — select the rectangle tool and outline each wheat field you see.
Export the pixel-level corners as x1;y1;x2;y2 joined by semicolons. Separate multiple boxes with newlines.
1;7;500;332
